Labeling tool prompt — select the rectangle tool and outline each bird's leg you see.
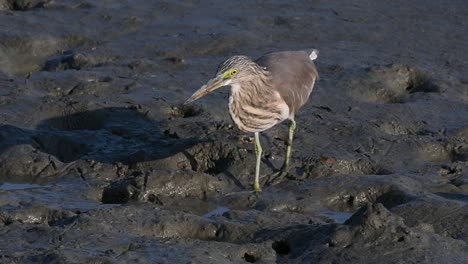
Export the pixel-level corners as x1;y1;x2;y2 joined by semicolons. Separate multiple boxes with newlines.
282;119;296;172
267;119;296;185
254;132;262;193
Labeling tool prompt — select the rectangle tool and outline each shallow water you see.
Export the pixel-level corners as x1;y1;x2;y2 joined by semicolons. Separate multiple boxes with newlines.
202;206;230;219
0;183;43;191
320;208;353;224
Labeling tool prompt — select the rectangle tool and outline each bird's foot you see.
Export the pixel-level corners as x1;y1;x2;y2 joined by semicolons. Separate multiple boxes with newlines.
254;181;262;193
224;188;261;197
265;169;290;186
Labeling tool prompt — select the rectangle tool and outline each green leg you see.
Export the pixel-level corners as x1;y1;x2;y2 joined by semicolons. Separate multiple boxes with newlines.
281;119;296;171
254;132;262;193
267;119;296;185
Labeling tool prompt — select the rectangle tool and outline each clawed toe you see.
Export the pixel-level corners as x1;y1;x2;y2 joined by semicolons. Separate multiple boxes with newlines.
265;169;289;186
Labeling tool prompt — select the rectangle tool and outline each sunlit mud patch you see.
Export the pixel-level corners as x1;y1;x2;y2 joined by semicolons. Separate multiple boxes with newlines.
325;177;417;212
377;121;419;136
0;145;62;182
0;33;93;76
189;142;246;175
330;188;414;211
349;64;439;103
448;127;468;162
419;142;453;163
0;202;77;226
299;155;392;179
391;198;468;240
101;169;228;204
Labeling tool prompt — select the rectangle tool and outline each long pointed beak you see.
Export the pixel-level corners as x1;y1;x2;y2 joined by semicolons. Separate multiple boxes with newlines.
185;76;226;104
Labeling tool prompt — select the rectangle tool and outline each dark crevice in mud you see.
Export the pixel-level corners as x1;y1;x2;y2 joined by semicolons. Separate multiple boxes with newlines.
48;215;78;227
243;252;257;263
204;157;233;175
375;189;414;209
101;178;139;204
146;193;164;205
272;240;290;255
170;104;204;119
0;213;14;225
164;56;187;66
28;252;67;263
406;70;439;94
449;144;468;162
0;0;48;11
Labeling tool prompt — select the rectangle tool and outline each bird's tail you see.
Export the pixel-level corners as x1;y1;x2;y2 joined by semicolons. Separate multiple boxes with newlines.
309;49;319;61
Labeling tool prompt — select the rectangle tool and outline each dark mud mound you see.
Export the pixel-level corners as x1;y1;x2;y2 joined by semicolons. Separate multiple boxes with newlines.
252;203;467;263
349;64;439;103
0;0;48;11
43;51;99;72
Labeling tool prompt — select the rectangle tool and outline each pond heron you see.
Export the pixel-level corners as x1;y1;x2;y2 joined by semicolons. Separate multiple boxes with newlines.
186;49;319;192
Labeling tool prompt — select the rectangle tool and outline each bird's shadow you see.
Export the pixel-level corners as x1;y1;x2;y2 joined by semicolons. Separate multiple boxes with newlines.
0;106;287;188
0;107;202;167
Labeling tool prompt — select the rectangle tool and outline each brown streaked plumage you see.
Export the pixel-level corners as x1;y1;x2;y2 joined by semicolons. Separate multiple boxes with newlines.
186;49;319;192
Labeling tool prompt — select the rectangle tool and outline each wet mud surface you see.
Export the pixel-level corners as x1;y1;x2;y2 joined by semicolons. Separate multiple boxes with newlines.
1;1;467;263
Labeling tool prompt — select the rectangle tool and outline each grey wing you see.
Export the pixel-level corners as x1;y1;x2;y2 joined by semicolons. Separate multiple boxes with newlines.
255;49;318;114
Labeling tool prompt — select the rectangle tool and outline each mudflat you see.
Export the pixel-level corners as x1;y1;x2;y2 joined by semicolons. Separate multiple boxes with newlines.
0;1;467;263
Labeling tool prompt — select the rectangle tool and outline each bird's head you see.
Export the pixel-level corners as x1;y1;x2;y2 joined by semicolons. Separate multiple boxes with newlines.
185;55;259;103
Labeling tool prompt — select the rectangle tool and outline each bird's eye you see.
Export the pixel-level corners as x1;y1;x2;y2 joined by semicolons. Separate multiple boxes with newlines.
231;70;237;76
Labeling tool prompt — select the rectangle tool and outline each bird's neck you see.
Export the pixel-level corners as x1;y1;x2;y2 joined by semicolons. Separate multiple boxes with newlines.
231;70;271;95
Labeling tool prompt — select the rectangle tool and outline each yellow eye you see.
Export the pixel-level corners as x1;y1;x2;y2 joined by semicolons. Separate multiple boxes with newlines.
222;69;238;78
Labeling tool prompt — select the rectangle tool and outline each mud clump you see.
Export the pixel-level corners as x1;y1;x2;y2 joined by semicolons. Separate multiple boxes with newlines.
299;155;392;179
43;51;98;71
170;104;204;119
350;64;439;103
264;203;467;263
101;169;226;204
